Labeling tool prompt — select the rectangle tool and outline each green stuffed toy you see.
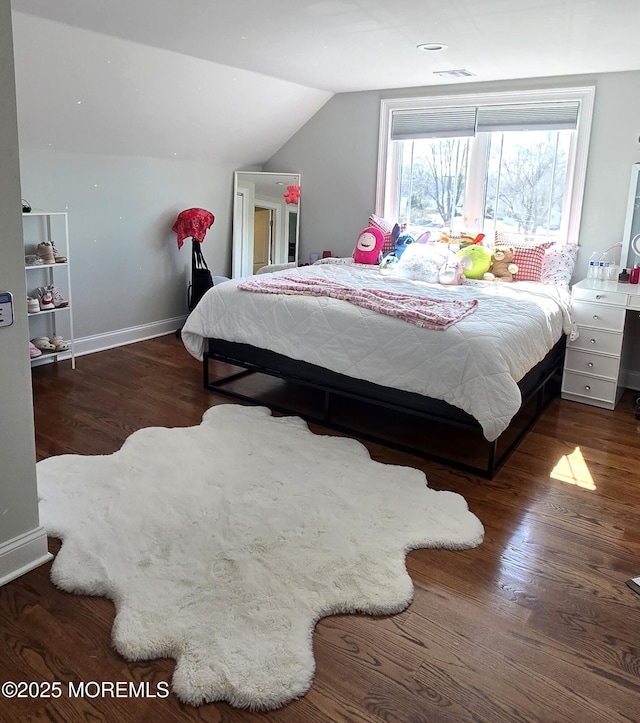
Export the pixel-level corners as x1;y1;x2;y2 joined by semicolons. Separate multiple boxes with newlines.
457;245;492;280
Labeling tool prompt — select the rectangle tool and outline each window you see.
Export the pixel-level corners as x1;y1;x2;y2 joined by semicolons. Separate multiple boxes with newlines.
377;87;595;245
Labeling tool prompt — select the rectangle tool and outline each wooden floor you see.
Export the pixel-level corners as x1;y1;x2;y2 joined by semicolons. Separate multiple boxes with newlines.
2;334;640;722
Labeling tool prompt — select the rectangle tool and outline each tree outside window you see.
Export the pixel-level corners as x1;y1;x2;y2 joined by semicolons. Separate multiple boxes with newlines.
396;130;570;242
378;88;595;247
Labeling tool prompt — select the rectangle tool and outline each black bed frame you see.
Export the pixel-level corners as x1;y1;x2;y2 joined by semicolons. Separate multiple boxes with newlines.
202;336;566;479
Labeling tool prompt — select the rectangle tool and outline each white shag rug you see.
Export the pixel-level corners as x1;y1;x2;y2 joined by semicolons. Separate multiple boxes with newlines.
37;404;484;710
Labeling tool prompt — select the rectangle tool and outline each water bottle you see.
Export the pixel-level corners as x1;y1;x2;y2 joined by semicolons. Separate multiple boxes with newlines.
587;252;598;279
600;250;613;280
595;261;604;280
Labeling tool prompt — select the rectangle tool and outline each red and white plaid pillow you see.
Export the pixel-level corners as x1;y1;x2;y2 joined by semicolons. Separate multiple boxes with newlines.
495;232;553;282
368;214;398;255
512;243;554;281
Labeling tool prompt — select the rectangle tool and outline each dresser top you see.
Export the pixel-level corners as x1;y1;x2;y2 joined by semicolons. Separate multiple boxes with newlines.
573;277;640;298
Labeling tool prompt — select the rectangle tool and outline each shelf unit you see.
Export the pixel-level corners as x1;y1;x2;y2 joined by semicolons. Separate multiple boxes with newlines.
23;211;75;368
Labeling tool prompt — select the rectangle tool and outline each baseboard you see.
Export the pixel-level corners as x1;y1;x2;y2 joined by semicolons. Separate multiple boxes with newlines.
620;367;640;392
31;316;188;366
0;526;52;587
625;369;640;391
73;316;188;357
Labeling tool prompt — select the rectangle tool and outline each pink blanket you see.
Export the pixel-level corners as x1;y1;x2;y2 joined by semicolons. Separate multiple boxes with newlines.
238;273;477;330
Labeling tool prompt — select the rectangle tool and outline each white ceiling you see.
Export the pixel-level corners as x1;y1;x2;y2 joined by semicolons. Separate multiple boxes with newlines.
10;12;332;164
11;0;640;93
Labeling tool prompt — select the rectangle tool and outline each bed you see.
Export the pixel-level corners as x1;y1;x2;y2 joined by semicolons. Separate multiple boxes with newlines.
181;259;575;478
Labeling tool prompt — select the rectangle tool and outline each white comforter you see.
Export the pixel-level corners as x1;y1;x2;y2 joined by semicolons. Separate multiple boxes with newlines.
181;263;574;441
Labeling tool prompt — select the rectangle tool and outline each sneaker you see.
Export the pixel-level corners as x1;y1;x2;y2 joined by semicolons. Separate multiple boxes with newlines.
27;296;40;314
29;341;42;358
36;242;55;264
25;254;43;267
51;244;67;263
45;285;69;308
37;288;55;310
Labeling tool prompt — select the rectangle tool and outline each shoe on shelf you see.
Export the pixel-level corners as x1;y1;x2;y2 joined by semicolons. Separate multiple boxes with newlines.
29;341;42;358
37;288;55;310
31;336;56;352
45;285;69;308
50;335;70;351
36;241;55;264
27;296;40;314
25;254;43;267
51;244;67;263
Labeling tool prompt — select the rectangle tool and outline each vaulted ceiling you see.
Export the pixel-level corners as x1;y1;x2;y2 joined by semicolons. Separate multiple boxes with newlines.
10;0;640;165
13;0;640;92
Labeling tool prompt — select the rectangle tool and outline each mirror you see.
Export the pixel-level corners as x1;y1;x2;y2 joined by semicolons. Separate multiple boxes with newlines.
620;163;640;271
232;171;301;278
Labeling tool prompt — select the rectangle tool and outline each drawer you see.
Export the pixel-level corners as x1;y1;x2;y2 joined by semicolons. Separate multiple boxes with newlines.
567;327;623;356
564;349;621;380
629;295;640;310
562;371;618;404
571;301;626;332
573;287;628;306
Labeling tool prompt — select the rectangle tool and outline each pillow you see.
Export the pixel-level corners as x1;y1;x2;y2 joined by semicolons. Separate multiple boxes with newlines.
540;243;579;287
368;214;399;255
495;232;552;281
512;242;553;281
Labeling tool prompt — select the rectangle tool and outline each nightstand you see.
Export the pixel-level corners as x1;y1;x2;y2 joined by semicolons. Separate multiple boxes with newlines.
561;278;640;409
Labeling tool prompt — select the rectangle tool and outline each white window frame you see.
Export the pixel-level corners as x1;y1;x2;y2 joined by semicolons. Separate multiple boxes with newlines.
376;86;595;246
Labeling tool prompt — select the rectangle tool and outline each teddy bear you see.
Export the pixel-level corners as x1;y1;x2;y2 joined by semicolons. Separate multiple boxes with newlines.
483;245;518;282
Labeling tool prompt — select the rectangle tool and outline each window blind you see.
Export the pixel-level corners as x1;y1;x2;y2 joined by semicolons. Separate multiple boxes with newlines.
390;107;477;140
476;101;580;132
390;100;580;140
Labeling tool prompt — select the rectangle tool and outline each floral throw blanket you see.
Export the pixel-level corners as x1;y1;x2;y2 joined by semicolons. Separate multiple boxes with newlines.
237;273;477;330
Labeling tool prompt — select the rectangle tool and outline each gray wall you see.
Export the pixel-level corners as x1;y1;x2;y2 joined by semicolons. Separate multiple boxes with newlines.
12;11;331;345
19;150;233;339
0;0;39;546
265;92;381;262
267;71;640;276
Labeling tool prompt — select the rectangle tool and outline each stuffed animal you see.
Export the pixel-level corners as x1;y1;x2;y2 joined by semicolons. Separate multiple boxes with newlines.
483;245;518;282
438;255;465;285
414;230;432;245
389;242;462;284
394;232;415;259
283;184;301;205
353;226;385;264
457;245;492;279
440;231;485;247
379;253;400;274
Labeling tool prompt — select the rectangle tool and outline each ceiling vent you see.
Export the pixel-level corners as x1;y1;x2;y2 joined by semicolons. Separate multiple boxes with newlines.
433;69;476;78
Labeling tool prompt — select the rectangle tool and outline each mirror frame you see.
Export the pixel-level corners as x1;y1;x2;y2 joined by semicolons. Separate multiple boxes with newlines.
232;171;301;278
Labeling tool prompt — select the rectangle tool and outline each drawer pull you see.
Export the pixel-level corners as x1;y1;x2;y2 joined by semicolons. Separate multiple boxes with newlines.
588;362;594;367
590;338;596;344
593;315;599;320
595;294;603;299
585;385;591;391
